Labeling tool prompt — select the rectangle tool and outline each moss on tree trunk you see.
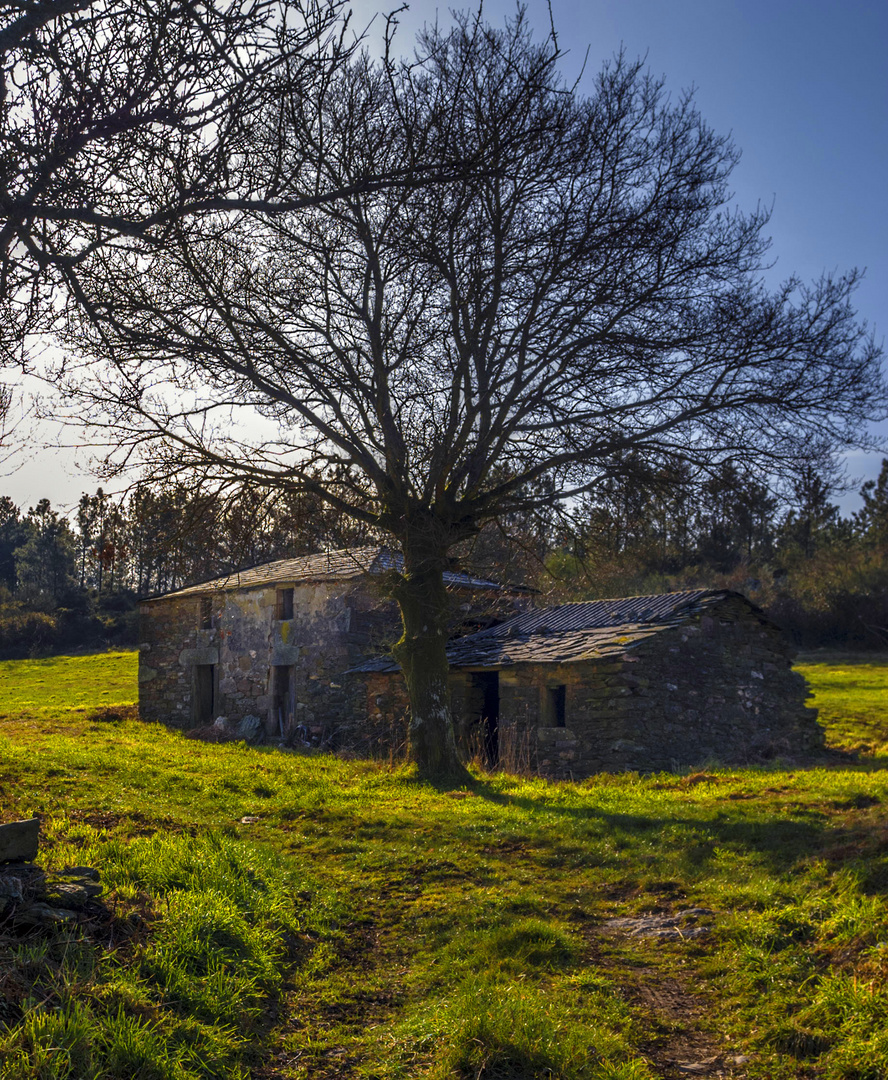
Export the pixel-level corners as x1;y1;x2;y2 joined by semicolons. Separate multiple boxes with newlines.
390;531;469;781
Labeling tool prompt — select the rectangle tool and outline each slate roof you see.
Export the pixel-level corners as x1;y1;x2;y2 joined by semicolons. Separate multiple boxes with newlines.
144;546;525;601
354;589;754;671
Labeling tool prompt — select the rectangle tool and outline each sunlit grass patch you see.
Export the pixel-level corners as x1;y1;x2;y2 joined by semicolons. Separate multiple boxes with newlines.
0;650;137;720
796;653;888;755
405;972;653;1080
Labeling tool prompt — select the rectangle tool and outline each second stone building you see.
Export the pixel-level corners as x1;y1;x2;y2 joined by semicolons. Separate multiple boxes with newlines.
354;589;823;775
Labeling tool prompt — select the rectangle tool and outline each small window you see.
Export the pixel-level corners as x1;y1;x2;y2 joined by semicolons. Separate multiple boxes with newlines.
199;597;212;629
547;685;566;727
275;588;294;620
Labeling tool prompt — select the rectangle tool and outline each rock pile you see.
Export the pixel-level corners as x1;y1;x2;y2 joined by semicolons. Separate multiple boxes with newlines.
183;713;266;744
0;819;106;931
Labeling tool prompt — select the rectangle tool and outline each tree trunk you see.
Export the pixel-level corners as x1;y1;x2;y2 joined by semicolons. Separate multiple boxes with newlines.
391;529;469;781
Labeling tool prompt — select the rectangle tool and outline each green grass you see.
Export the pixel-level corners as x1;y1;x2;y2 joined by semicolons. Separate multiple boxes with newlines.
796;652;888;755
1;651;888;1078
0;651;136;719
1;831;334;1080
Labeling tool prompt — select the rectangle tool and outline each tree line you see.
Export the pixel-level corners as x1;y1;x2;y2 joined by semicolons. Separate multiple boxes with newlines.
542;456;888;651
0;481;371;656
3;455;888;657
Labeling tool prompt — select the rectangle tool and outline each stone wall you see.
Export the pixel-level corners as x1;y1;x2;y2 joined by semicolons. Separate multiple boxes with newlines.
139;595;214;728
139;580;399;743
519;599;822;778
139;575;523;749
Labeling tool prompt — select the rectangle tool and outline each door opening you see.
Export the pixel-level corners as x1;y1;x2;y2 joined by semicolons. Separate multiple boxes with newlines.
470;671;499;767
194;664;215;725
272;666;292;738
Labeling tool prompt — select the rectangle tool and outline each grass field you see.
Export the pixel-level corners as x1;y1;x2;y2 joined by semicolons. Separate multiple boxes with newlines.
0;651;887;1079
798;653;888;757
0;651;136;720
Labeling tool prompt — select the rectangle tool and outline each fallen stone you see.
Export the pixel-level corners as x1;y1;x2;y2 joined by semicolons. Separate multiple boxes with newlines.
65;879;103;898
45;883;90;909
4;865;45;898
240;815;261;824
0;818;39;863
601;908;715;941
14;902;80;927
236;715;264;744
677;1059;721;1074
63;866;100;880
0;875;23;902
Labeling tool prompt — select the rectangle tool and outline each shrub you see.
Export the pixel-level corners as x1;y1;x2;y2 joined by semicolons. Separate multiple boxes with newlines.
0;609;58;658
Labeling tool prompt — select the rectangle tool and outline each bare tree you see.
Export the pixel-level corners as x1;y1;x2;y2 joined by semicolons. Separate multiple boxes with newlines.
1;2;306;352
57;11;885;776
0;0;479;414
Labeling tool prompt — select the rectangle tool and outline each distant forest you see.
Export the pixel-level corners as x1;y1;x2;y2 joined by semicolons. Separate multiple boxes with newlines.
2;457;888;658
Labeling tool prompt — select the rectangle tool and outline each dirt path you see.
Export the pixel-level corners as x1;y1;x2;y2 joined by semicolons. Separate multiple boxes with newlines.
584;908;752;1079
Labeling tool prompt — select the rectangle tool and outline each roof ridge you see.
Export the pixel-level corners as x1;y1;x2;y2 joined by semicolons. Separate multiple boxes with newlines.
142;543;523;601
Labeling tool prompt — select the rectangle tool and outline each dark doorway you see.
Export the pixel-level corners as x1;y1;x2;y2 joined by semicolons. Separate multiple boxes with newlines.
470;672;500;766
272;666;292;737
194;664;215;725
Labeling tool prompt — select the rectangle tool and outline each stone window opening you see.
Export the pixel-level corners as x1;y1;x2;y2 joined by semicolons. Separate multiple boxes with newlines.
275;588;294;620
546;684;567;727
199;597;212;630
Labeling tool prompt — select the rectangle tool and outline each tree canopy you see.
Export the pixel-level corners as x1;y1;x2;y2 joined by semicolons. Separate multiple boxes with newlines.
0;0;477;427
46;10;886;775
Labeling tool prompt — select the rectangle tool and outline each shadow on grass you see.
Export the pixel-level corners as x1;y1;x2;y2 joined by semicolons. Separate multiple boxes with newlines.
461;772;879;879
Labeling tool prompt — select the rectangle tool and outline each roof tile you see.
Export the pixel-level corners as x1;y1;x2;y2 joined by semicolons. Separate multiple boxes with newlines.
354;589;745;671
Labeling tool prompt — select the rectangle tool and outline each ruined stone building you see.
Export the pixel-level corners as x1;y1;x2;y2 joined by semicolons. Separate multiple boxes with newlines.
140;557;819;775
353;589;823;776
138;546;529;749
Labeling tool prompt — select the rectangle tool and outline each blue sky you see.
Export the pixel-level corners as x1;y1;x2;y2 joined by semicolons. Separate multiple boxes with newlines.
3;0;886;510
373;0;886;334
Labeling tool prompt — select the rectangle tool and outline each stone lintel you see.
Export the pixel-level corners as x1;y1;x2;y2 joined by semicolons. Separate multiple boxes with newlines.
178;647;219;666
271;646;301;666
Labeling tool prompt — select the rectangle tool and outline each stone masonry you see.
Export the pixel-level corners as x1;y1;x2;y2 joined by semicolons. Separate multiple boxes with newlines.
353;591;824;777
139;547;529;749
139;579;396;746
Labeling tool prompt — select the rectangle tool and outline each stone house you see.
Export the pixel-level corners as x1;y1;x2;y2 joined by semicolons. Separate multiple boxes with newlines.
353;589;823;776
138;546;529;749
